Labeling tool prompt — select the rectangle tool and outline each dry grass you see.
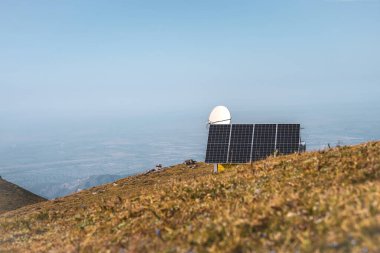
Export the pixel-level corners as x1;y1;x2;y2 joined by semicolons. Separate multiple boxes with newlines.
1;142;380;252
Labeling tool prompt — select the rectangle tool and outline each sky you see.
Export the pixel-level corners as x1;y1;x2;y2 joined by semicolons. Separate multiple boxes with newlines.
0;0;379;123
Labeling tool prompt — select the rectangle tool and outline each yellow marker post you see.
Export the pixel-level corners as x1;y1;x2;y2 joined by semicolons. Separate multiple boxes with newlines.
214;164;236;173
217;164;225;172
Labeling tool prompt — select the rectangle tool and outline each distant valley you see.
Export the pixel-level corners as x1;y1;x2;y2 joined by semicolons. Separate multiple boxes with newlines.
32;174;126;199
1;107;380;200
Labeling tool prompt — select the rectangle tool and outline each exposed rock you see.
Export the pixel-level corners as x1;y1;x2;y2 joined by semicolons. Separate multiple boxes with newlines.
184;159;197;166
144;169;156;175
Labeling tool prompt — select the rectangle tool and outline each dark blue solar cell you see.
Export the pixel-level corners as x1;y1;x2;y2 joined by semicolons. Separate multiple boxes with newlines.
207;124;231;144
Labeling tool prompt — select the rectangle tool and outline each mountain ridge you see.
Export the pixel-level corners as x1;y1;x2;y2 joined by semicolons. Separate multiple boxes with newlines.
0;177;46;213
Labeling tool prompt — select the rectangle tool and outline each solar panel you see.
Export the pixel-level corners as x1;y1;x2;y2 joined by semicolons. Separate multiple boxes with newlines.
228;124;253;163
205;123;302;164
251;124;277;161
205;125;231;163
276;124;300;154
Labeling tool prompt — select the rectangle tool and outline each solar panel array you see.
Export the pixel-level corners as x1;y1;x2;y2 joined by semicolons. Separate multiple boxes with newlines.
205;124;301;164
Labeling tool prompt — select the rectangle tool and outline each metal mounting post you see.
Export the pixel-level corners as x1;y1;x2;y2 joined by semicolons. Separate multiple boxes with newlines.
213;164;218;173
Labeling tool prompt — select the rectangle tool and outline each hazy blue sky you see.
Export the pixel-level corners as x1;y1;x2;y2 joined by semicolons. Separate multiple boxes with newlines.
1;0;379;121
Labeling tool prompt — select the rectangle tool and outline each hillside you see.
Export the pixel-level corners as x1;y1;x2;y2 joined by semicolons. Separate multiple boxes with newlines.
0;178;46;213
1;142;380;252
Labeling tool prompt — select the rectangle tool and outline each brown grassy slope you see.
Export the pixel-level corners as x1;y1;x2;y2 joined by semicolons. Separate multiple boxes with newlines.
1;142;380;253
0;178;46;213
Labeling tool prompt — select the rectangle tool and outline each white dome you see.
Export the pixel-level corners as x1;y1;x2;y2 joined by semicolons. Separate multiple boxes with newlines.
208;106;231;125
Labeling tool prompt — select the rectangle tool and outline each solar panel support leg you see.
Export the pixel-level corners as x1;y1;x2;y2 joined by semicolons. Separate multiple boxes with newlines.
213;164;218;174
